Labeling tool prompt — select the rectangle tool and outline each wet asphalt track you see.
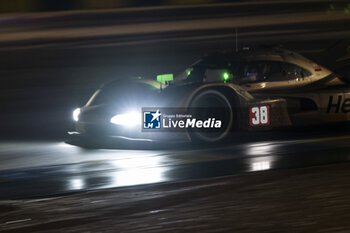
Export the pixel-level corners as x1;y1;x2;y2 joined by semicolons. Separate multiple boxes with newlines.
0;129;349;200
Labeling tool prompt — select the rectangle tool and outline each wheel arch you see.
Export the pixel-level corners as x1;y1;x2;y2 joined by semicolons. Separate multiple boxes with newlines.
184;83;251;108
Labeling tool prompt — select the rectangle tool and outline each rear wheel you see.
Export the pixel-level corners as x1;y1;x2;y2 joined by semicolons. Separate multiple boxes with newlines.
187;89;234;144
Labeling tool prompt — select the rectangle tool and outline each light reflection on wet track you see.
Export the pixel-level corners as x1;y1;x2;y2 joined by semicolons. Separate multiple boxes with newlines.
0;135;349;199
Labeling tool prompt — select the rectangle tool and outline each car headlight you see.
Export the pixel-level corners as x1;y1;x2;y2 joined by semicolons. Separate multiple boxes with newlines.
110;111;141;127
73;108;81;122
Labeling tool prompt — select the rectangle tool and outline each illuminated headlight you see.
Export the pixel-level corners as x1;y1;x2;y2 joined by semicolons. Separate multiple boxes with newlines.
110;111;141;127
73;108;81;122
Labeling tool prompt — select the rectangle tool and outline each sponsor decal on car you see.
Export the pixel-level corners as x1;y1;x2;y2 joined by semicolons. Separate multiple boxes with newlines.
326;95;350;114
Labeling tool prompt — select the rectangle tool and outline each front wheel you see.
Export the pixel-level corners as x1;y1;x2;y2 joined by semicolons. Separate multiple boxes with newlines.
187;89;235;144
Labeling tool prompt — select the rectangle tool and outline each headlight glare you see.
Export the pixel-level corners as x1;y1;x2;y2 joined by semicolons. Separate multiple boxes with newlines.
110;111;141;127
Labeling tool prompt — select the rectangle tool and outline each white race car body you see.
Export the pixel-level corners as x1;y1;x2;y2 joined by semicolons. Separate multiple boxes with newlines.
71;48;350;143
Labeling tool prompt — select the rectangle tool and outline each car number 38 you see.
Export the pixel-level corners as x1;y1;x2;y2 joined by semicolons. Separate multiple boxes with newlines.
249;106;270;126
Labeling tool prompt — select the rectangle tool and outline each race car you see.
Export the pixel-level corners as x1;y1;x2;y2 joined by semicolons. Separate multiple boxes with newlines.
70;47;350;144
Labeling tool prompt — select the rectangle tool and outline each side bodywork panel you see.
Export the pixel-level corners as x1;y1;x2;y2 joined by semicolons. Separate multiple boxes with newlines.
253;87;350;125
161;82;292;131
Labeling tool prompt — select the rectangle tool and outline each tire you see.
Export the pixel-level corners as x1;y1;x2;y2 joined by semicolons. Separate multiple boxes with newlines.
187;89;234;144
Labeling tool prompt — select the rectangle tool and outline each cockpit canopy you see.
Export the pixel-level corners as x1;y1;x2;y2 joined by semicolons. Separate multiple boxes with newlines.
173;48;334;90
176;50;313;85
